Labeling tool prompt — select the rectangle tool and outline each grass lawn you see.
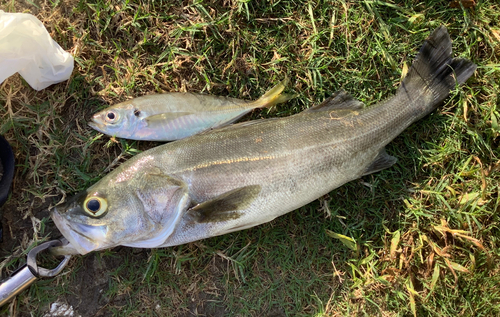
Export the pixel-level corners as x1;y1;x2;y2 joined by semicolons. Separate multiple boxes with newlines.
0;0;499;316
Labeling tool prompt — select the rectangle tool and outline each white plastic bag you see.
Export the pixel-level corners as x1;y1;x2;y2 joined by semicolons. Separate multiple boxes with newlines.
0;10;74;91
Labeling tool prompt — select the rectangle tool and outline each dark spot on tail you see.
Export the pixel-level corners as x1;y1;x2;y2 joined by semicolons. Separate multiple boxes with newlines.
398;26;476;118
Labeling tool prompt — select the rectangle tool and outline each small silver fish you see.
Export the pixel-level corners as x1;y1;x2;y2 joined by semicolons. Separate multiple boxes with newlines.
52;26;476;255
88;80;293;141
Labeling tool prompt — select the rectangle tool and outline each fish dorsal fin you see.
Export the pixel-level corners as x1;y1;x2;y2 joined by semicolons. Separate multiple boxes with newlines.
187;185;261;223
305;90;365;112
362;148;397;176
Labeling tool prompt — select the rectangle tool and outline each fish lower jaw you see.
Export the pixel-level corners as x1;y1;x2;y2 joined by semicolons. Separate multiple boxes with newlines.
51;211;108;255
87;121;107;134
50;242;81;256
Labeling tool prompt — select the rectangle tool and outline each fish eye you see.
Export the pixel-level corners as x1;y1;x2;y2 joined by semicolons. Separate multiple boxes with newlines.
134;109;141;117
83;197;108;217
105;111;119;123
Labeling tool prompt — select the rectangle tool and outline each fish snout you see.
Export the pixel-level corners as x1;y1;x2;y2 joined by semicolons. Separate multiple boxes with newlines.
51;209;109;255
88;117;106;133
51;205;65;217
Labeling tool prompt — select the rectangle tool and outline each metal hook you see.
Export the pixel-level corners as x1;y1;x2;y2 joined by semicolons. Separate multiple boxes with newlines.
26;240;71;278
0;239;71;307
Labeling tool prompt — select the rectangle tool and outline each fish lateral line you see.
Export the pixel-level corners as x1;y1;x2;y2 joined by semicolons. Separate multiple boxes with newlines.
188;154;279;171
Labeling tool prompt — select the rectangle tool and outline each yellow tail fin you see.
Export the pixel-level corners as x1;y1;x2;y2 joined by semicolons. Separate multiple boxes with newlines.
251;77;296;109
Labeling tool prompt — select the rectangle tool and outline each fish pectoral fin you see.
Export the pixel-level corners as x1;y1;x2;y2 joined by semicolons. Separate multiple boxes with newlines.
145;112;196;126
187;185;261;223
362;148;397;176
305;90;365;112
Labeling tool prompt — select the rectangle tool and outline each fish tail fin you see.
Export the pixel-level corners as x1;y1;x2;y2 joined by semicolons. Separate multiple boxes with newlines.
397;26;476;118
251;77;296;109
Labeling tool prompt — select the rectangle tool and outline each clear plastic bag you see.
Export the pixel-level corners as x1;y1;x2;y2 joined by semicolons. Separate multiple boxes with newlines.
0;10;74;91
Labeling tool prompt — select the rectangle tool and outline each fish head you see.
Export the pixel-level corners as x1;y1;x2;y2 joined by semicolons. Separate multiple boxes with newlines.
51;186;140;254
51;163;190;255
88;102;144;138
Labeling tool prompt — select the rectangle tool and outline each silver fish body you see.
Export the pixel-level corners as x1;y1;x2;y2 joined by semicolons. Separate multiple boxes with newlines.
89;80;292;141
52;26;476;255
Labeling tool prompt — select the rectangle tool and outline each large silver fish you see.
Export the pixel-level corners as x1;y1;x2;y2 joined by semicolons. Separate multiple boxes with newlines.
88;80;293;141
52;27;476;255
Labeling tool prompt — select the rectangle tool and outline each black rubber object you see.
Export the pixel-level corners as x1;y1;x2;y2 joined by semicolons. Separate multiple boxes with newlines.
0;135;15;242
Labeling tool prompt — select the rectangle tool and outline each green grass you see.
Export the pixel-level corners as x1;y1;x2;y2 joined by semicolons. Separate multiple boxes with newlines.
0;0;499;316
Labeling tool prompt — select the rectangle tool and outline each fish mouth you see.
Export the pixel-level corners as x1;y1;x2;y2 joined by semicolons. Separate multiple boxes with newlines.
88;119;106;134
51;208;108;255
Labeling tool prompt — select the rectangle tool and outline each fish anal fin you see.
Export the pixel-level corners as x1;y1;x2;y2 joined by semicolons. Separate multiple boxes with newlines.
305;90;365;112
188;185;261;223
362;149;397;176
